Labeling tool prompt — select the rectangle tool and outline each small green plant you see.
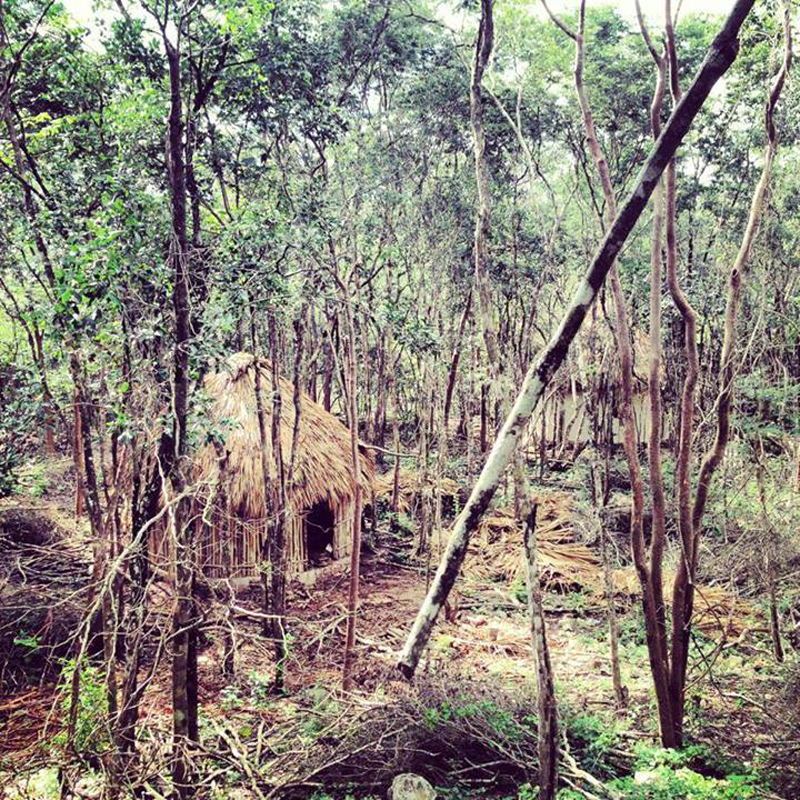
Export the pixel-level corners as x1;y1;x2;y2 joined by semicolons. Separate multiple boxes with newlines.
247;669;273;705
219;684;241;710
54;658;110;760
609;744;769;799
300;684;341;739
563;710;621;779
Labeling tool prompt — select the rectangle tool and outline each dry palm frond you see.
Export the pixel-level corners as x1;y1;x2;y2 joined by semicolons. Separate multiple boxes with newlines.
465;494;755;638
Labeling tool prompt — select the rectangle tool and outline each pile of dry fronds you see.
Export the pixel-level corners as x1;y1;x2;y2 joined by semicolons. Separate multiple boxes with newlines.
467;495;601;592
465;493;757;639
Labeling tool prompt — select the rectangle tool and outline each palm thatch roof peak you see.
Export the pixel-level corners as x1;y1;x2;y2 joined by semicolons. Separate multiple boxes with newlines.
195;352;374;519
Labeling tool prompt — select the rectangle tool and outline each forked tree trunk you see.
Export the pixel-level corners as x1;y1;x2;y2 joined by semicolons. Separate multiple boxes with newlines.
2;40;123;783
470;0;501;389
476;0;560;770
633;0;676;745
661;2;701;744
545;0;662;723
636;0;673;720
397;0;754;677
669;6;792;741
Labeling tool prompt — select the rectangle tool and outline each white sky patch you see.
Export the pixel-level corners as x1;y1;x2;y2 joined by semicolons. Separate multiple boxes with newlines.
63;0;740;31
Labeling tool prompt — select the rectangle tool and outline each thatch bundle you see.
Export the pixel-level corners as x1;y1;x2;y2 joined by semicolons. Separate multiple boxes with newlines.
196;353;374;517
373;468;460;515
465;494;756;638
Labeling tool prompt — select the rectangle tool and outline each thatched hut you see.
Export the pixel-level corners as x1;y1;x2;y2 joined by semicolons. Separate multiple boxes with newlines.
150;353;374;580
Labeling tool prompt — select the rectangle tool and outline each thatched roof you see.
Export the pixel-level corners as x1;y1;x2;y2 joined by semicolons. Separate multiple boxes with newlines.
195;353;374;518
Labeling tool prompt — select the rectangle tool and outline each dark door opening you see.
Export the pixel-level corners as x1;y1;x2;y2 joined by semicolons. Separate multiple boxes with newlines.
305;501;335;567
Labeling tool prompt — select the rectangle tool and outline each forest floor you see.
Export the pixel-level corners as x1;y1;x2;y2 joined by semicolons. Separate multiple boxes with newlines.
1;461;799;798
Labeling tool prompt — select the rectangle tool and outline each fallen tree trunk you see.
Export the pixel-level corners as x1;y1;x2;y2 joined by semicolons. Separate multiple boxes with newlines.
397;0;755;678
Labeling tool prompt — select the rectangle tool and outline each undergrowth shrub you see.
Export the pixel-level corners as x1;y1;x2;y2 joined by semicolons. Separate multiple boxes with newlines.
604;743;767;799
284;670;629;798
54;658;110;763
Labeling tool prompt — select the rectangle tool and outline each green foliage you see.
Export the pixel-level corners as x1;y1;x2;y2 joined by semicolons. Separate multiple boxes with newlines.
299;684;342;740
423;695;531;743
0;366;40;497
562;710;621;779
55;658;109;760
607;744;768;799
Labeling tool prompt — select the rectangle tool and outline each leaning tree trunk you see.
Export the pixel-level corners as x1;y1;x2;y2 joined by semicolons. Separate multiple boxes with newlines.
397;0;755;677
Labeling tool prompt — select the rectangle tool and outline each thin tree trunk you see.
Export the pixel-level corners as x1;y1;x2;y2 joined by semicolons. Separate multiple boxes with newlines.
342;283;364;691
523;504;558;800
756;447;784;663
470;0;501;387
391;379;402;514
73;391;85;518
444;288;473;430
600;524;625;708
165;28;198;793
267;317;288;691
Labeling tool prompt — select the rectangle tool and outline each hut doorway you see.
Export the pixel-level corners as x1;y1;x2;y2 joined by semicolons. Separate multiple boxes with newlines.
305;500;335;567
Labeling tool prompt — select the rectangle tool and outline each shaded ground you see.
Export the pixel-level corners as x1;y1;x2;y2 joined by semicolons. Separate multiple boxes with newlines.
1;490;797;797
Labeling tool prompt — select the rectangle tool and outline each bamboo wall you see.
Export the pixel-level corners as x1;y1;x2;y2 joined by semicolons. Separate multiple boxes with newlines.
149;496;356;581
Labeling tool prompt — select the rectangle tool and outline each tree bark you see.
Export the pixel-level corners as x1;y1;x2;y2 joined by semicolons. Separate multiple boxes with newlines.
342;282;364;691
522;504;558;800
163;28;198;796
